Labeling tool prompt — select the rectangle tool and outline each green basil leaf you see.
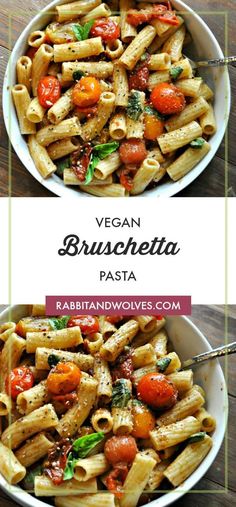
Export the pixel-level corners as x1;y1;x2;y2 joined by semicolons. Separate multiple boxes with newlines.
49;316;70;330
144;105;167;121
72;20;94;41
56;157;70;176
48;354;61;368
156;357;171;372
112;379;131;408
190;137;205;149
64;432;104;480
73;70;85;81
127;91;143;121
85;142;119;185
170;66;183;81
188;432;206;444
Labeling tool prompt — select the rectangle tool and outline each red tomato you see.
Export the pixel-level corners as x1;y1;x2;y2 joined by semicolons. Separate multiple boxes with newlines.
67;315;99;334
119;139;147;165
156;315;164;320
105;464;128;499
131;402;156;439
5;367;34;401
90;18;120;42
26;47;38;59
104;436;138;465
120;168;133;191
127;5;167;27
137;373;178;410
71;145;92;182
52;391;78;412
106;316;123;324
75;104;98;117
158;12;180;26
128;63;149;91
47;362;81;395
151;82;185;115
37;76;61;108
72;76;101;107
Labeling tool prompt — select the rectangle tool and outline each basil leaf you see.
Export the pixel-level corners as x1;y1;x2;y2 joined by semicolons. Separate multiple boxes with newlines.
93;141;119;159
49;316;70;330
112;379;131;408
140;52;148;61
23;464;42;491
56;157;70;176
48;354;61;368
64;432;104;480
157;357;171;372
72;20;94;41
190;137;205;149
144;105;167;121
73;70;85;81
127;91;143;121
188;432;206;444
170;66;183;81
85;142;119;185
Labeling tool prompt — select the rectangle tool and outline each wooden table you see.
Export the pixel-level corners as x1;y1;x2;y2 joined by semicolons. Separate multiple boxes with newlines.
0;0;236;196
0;305;235;507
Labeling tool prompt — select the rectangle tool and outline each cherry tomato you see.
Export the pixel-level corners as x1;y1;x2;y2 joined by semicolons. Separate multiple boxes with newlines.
151;82;185;115
156;315;164;320
120;168;133;191
26;47;38;60
106;316;123;324
128;63;149;91
137;373;178;410
105;464;128;499
127;5;167;27
52;391;78;413
5;367;34;401
75;104;98;117
158;12;179;26
104;436;138;466
67;315;99;334
144;114;164;140
90;18;120;42
131;402;156;439
119;139;147;165
72;76;101;107
37;76;61;108
46;362;81;395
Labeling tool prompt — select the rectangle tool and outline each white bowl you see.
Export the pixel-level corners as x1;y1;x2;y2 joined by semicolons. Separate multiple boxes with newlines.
2;0;230;198
0;305;227;507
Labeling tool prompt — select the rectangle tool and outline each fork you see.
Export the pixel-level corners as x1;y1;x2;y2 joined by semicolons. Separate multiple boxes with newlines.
184;55;236;70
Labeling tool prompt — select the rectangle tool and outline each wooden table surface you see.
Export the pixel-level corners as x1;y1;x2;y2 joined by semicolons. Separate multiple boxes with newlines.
0;305;235;507
0;0;236;197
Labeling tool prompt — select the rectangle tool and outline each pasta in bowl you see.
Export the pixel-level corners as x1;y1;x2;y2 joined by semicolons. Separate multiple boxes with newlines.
3;0;230;197
0;306;227;507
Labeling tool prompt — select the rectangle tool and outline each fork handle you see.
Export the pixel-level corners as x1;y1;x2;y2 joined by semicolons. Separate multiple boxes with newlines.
197;56;236;67
181;341;236;370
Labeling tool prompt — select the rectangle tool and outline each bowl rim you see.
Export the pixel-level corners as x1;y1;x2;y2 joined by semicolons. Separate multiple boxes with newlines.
2;0;231;198
0;307;228;507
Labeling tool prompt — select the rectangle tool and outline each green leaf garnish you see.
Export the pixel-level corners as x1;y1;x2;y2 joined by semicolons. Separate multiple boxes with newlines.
112;379;131;408
22;464;42;491
48;354;61;368
85;141;119;185
170;66;183;81
49;316;70;330
127;91;143;121
144;105;167;121
72;20;94;41
56;157;70;176
190;137;205;149
140;52;148;61
73;70;85;81
188;432;206;444
156;357;171;372
64;432;104;481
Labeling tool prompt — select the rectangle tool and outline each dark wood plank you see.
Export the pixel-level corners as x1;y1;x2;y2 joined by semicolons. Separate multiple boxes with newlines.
1;0;236;196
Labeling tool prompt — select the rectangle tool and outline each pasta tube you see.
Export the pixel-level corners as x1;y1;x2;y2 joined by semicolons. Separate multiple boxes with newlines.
94;354;112;404
47;137;80;160
119;25;156;70
62;62;113;81
35;347;94;371
100;320;139;362
167;141;211;181
36;117;81;146
28;134;57;178
112;406;133;435
74;453;109;481
132;344;156;369
16;56;32;93
0;393;11;416
56;0;102;23
55;493;116;507
91;408;113;433
94;151;121;179
120;453;156;507
81;3;111;23
0;322;16;342
54;37;104;63
15;432;54;467
120;0;137;43
158;121;203;154
26;326;82;353
0;332;26;390
35;476;97;496
130;158;160;195
32;44;54;96
199;103;217;135
16;380;50;415
113;61;129;107
81;92;115;141
165;97;210;132
155;389;204;426
150;416;201;450
0;442;26;484
12;85;36;134
48;87;74;124
109;113;127;140
194;408;216;432
26;97;46;123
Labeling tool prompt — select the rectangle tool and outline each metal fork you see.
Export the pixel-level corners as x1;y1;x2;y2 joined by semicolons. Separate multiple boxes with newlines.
184;55;236;70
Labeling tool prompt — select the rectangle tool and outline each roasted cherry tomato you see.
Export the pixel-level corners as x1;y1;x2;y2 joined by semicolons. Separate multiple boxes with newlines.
105;464;128;499
26;47;38;59
72;76;101;107
5;367;34;401
120;168;133;191
46;362;81;395
150;82;185;115
119;139;147;165
128;62;149;91
52;391;78;413
157;11;179;26
131;402;156;438
37;76;61;108
127;5;167;26
90;18;120;42
67;315;99;334
106;315;123;324
137;372;178;410
104;436;138;466
144;114;164;140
